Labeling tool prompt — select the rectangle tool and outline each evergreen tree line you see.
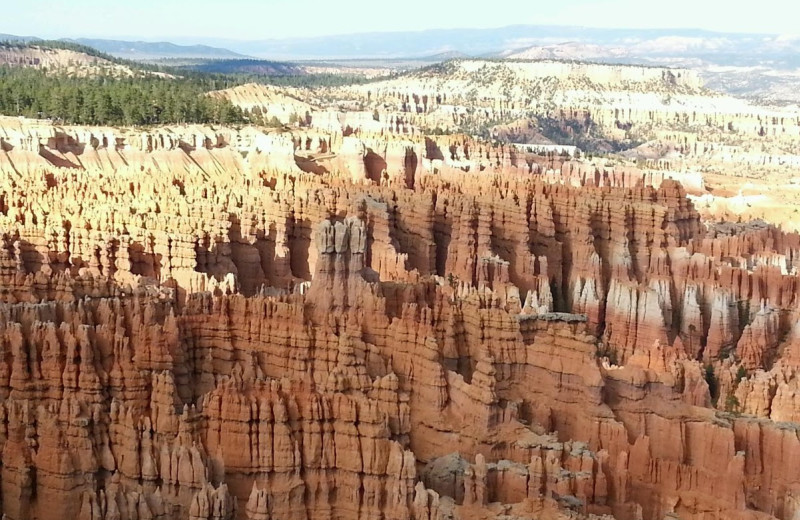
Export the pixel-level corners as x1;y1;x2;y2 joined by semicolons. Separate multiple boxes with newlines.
177;59;377;87
251;73;372;88
0;66;247;126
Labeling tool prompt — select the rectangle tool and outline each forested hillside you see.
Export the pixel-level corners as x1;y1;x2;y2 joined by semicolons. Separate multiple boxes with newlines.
0;67;246;125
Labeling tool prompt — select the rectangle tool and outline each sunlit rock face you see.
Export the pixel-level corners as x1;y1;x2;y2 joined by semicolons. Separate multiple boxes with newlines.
2;117;800;520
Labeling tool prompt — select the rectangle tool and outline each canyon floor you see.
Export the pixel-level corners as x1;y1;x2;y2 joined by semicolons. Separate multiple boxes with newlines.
1;58;800;520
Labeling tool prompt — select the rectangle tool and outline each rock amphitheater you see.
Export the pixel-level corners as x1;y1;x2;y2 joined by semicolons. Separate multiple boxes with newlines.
1;59;800;520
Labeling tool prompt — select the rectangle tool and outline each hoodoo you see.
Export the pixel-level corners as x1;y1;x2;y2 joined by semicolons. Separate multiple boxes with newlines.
0;118;799;520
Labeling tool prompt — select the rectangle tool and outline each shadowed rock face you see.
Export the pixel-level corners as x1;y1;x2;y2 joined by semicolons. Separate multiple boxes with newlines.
2;120;800;520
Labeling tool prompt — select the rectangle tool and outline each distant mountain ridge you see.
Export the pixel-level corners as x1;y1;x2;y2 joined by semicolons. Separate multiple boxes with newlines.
198;25;786;61
3;25;798;66
67;38;250;59
0;33;38;43
0;33;247;59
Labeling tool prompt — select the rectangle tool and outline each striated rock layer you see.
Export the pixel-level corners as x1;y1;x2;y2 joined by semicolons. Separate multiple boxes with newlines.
2;121;800;520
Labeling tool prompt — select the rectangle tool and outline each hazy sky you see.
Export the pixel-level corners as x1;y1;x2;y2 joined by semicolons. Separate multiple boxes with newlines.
4;0;799;41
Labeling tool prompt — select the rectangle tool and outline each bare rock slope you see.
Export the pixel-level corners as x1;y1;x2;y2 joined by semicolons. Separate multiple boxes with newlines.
0;43;135;77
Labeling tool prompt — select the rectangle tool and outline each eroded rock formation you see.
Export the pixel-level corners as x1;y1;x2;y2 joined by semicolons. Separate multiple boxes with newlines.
1;119;800;520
